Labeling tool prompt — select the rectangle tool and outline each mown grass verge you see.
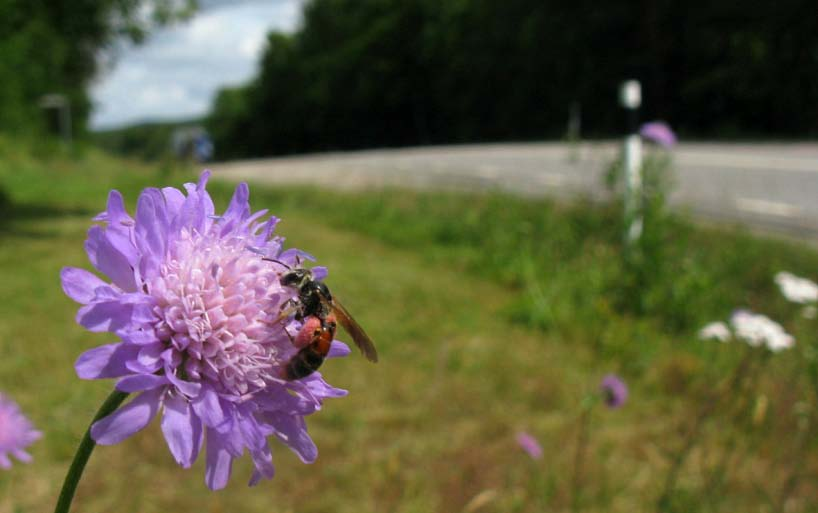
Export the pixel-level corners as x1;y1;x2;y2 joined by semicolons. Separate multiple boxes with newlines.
1;140;818;512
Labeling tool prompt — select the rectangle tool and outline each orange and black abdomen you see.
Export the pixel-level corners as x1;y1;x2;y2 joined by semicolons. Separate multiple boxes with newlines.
282;315;337;380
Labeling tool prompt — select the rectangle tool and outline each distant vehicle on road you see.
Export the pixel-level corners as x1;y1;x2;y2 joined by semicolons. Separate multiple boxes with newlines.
172;126;213;163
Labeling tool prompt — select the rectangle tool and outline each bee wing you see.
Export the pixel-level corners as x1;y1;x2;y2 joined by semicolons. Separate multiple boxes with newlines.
330;298;378;363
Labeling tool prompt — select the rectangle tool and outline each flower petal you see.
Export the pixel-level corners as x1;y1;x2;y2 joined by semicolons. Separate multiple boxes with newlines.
161;394;202;468
91;388;163;445
76;301;130;333
76;293;154;333
116;374;170;392
161;186;186;216
268;412;317;463
135;188;169;278
311;266;328;280
191;385;225;429
165;365;202;397
220;182;250;235
84;225;137;292
117;329;159;346
75;343;141;379
11;449;32;463
278;248;315;266
175;171;215;236
60;267;108;304
248;443;275;485
205;429;234;490
94;190;134;229
305;374;348;399
327;340;350;358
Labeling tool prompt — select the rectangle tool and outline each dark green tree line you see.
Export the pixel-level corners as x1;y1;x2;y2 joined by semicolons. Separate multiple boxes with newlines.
208;0;818;158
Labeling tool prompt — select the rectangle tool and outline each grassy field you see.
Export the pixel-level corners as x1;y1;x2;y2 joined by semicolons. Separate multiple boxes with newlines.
2;139;818;512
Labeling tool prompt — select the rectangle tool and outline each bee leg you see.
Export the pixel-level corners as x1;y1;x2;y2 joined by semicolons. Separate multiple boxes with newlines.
273;303;300;324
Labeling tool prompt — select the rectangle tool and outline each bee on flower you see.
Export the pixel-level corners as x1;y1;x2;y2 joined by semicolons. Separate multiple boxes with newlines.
61;172;360;489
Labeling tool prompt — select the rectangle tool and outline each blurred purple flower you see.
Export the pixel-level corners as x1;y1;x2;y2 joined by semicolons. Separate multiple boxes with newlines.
516;432;543;460
61;171;351;489
639;121;677;148
0;393;41;469
600;375;628;409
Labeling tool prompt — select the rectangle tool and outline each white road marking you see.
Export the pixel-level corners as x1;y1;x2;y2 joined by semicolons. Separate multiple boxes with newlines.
735;197;801;218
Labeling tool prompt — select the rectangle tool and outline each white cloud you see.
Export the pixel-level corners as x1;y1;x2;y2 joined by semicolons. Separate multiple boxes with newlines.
238;31;266;59
90;0;303;130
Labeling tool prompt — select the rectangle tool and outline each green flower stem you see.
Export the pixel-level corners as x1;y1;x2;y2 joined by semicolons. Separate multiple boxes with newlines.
656;346;754;512
571;394;598;513
55;390;129;513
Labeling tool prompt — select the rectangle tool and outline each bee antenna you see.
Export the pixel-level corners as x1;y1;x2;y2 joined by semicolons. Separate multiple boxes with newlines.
262;257;292;270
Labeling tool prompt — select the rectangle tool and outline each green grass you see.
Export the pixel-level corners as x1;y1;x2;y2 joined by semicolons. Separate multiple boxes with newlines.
2;139;818;512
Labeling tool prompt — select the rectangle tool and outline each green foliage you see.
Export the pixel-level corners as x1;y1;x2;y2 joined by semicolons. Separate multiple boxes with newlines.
0;0;196;137
4;142;818;511
209;0;818;158
91;119;202;161
606;150;695;327
216;184;817;343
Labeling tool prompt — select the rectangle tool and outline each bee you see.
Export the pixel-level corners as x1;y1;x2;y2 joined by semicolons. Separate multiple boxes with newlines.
281;314;337;380
265;257;378;378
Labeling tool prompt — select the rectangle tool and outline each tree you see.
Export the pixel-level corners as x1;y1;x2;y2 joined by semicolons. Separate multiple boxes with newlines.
0;0;195;136
208;0;818;158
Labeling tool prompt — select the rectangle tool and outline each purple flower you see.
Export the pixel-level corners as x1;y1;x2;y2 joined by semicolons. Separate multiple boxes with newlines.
0;393;41;469
599;375;628;409
639;121;677;148
61;171;351;489
516;432;543;460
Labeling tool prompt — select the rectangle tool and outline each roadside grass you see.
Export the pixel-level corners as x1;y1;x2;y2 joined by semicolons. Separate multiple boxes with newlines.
1;142;818;512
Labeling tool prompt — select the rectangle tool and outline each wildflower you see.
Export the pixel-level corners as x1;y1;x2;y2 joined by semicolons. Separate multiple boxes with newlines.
599;375;628;408
775;271;818;304
0;393;41;469
639;121;677;148
730;309;794;352
61;171;350;489
699;321;730;342
515;432;543;460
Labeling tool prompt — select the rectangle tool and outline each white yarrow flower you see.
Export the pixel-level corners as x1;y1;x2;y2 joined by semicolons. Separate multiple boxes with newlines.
699;321;731;342
730;309;794;352
775;272;818;304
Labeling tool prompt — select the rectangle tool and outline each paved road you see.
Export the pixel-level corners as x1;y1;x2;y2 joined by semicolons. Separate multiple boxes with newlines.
213;142;818;239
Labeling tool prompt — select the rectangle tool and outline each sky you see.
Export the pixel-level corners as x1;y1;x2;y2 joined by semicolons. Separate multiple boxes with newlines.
89;0;304;130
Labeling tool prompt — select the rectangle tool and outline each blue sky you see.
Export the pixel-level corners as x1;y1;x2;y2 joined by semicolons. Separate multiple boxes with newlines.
90;0;303;130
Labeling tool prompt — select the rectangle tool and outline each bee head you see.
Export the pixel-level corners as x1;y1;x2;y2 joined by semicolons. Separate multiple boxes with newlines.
280;268;312;288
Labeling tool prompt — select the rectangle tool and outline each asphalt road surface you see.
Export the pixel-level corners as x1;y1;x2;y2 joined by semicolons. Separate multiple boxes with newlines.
213;142;818;239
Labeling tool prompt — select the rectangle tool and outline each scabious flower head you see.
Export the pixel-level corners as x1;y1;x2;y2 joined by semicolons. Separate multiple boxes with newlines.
639;121;677;148
515;431;543;460
61;171;351;489
775;271;818;305
599;375;628;409
698;321;731;342
730;309;794;352
0;393;41;469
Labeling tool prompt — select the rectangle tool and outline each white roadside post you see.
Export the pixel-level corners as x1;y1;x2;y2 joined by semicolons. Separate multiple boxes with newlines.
39;94;72;145
619;80;642;244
